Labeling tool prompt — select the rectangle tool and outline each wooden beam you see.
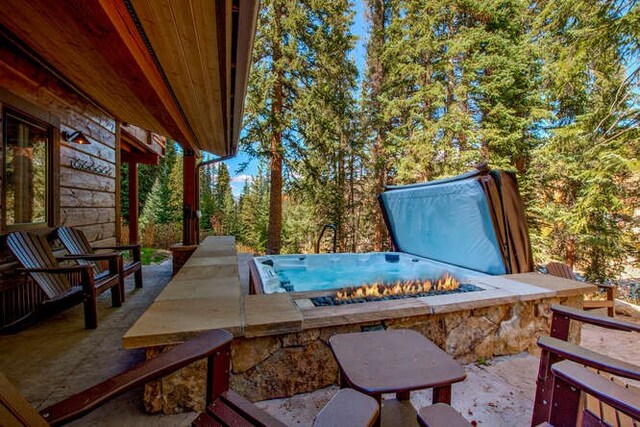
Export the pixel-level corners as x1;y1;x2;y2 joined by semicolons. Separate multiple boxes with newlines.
128;162;139;245
122;152;159;165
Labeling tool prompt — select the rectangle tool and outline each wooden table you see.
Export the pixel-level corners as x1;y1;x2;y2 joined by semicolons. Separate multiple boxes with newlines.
329;329;466;425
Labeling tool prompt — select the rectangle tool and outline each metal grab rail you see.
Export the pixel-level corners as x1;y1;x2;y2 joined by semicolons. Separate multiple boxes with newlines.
316;224;337;253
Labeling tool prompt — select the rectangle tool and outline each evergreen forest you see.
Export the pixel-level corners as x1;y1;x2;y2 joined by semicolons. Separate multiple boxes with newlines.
122;0;640;283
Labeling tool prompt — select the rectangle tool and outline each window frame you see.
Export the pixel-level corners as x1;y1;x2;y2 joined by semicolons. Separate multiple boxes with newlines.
1;106;54;232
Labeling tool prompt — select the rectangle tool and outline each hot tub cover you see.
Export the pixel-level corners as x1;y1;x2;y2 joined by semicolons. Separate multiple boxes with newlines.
378;167;533;275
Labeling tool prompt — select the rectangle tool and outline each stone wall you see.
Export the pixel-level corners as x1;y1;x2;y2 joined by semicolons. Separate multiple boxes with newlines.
144;295;582;413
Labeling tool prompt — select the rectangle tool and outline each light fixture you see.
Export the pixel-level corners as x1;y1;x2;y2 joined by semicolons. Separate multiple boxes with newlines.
62;130;91;145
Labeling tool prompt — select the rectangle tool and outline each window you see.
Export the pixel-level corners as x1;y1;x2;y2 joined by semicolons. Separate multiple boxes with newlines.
2;108;50;228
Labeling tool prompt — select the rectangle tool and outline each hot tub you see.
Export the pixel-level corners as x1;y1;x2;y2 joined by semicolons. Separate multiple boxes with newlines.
249;167;534;294
251;252;489;294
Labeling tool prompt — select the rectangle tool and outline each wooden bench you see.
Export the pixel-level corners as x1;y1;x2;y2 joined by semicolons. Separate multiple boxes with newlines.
1;328;379;426
417;403;471;427
313;389;379;427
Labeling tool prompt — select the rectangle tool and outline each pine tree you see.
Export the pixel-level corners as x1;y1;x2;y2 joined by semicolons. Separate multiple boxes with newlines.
527;0;639;280
289;0;359;252
211;163;236;235
237;168;270;252
139;141;179;227
167;150;183;224
360;0;393;251
200;164;215;230
242;0;288;254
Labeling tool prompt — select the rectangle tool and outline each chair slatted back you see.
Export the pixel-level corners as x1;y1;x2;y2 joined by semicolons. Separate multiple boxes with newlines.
546;262;576;280
585;370;640;427
0;372;48;427
6;232;72;299
57;227;104;274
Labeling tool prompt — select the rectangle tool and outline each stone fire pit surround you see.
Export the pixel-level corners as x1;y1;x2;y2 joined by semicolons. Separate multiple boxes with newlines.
229;295;581;402
123;238;592;414
143;281;584;412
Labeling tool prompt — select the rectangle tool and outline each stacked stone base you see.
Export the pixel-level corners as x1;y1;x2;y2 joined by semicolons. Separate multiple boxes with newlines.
144;295;581;413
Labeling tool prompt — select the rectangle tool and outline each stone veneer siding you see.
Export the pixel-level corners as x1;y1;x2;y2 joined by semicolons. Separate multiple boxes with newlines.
143;295;582;413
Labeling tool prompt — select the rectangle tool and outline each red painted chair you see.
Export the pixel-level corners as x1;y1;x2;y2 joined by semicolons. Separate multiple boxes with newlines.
418;305;640;427
532;304;640;426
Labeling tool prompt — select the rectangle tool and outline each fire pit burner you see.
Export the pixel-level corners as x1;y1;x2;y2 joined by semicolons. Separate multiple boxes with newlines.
311;283;482;307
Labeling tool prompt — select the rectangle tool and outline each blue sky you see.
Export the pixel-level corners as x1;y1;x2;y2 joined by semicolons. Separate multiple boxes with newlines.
224;0;369;198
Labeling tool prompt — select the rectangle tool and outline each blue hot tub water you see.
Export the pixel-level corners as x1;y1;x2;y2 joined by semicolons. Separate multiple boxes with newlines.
253;252;488;294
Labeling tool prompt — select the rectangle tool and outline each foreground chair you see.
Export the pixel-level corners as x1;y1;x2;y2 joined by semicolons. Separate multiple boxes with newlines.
547;261;616;317
418;361;640;427
57;226;142;302
6;231;122;329
532;304;640;426
1;329;378;426
418;305;640;427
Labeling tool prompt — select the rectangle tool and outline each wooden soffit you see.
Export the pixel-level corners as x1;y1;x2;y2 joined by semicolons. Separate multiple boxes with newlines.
0;0;257;157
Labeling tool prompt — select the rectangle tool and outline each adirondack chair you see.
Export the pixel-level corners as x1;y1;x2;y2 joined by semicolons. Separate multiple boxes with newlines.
531;304;640;426
5;231;122;329
418;305;640;427
417;361;640;427
546;261;616;317
1;328;378;426
57;227;142;302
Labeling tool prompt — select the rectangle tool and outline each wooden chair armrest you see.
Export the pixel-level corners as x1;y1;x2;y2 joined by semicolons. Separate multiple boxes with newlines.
595;282;616;289
16;266;90;275
93;245;141;263
551;360;640;420
40;329;233;426
93;244;140;251
538;336;640;381
550;304;639;332
58;253;120;261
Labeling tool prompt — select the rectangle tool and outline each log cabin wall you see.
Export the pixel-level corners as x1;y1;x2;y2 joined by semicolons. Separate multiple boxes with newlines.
0;37;119;245
0;35;120;329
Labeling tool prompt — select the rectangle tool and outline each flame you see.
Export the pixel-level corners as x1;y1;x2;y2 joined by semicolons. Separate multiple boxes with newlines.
335;274;460;301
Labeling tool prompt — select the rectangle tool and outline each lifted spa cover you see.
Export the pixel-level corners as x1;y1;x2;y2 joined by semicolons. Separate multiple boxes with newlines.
378;168;534;275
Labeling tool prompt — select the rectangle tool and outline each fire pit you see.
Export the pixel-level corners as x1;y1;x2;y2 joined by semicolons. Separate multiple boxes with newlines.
312;275;482;306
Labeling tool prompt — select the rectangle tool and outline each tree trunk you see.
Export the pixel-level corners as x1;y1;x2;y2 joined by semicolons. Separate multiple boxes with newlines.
373;134;387;251
267;1;283;254
370;0;388;251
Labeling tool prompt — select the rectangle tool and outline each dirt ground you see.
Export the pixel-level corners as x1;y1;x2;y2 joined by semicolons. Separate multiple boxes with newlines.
256;311;640;426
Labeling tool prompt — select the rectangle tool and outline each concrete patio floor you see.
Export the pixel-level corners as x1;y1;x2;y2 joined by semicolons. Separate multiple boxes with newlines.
1;257;638;426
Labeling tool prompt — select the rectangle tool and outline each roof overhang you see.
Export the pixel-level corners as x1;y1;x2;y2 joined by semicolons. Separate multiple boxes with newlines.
0;0;257;157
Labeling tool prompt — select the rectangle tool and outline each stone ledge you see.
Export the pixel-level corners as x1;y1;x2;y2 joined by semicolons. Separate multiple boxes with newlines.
244;294;303;338
506;272;597;297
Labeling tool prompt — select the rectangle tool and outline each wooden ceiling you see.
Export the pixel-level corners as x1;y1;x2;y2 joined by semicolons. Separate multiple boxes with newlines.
0;0;257;156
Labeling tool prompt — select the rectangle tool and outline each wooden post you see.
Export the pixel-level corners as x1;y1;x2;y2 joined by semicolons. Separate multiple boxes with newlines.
128;162;139;245
183;149;197;245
